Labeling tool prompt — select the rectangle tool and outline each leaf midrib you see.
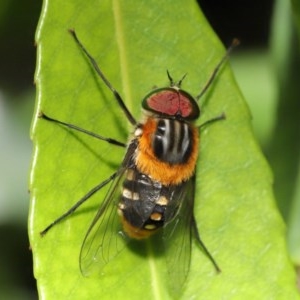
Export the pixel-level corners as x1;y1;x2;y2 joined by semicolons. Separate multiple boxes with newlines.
112;1;164;299
113;0;133;113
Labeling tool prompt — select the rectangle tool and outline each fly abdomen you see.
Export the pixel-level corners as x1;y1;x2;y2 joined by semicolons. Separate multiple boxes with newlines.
118;168;169;239
153;119;193;164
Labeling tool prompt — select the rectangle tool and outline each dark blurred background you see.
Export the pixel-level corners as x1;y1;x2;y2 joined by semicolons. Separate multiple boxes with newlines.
0;0;274;298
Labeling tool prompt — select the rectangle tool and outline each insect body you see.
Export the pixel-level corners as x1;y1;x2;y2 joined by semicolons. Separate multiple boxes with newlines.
118;90;200;239
40;29;238;292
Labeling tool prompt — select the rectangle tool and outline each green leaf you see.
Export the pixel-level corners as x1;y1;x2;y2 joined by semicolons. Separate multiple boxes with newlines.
29;0;299;299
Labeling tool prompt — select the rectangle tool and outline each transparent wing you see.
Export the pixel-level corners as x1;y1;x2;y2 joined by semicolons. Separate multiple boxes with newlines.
80;141;139;275
79;166;129;276
162;177;195;294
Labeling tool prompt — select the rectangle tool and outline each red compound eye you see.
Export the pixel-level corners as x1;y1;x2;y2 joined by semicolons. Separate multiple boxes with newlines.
142;87;200;120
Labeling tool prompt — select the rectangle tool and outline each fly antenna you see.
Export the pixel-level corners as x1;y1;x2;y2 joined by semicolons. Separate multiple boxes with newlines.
177;73;187;87
196;38;240;101
167;70;174;86
167;70;187;88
